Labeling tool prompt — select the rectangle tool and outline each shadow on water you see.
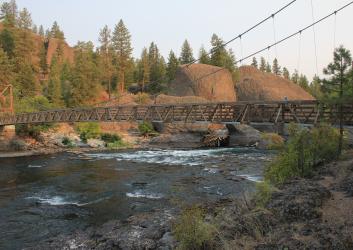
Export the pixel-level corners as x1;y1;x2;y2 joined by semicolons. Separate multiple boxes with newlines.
0;147;272;249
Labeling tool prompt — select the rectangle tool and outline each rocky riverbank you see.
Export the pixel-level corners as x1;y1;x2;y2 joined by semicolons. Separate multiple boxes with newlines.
0;122;284;158
204;151;353;249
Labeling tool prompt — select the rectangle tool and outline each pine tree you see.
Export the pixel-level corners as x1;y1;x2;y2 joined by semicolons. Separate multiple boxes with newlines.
266;62;271;73
199;46;210;64
39;42;48;76
272;58;281;75
16;62;39;97
0;47;14;84
112;19;132;92
45;28;50;39
179;39;194;64
282;67;290;80
0;0;18;27
50;21;65;40
98;25;114;98
209;34;237;77
224;48;236;73
147;42;166;93
309;75;322;99
60;61;72;106
251;57;258;68
32;24;38;34
291;70;299;83
298;74;309;90
210;34;226;67
140;47;150;90
321;46;352;155
259;57;266;72
70;41;100;106
47;55;63;106
166;50;179;82
38;25;44;36
18;8;32;30
0;28;15;57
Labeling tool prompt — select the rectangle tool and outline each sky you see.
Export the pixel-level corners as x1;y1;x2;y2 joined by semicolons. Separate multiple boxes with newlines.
11;0;353;80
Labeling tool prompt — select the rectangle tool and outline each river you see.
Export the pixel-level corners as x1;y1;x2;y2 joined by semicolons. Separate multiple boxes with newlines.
0;147;272;249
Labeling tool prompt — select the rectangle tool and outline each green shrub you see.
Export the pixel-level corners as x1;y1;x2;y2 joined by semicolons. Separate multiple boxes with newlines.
138;121;158;136
15;123;52;139
254;181;274;208
75;122;101;143
260;132;284;150
15;96;53;113
173;205;215;250
62;137;75;148
100;133;121;143
265;123;340;185
14;96;55;139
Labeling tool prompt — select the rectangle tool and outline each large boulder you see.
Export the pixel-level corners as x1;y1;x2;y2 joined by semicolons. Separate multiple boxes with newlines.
227;124;262;147
168;64;237;102
236;66;315;101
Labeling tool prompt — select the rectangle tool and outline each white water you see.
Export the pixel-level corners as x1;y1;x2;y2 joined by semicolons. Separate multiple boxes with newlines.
86;148;255;166
237;175;263;182
26;195;111;206
28;165;43;168
126;190;163;199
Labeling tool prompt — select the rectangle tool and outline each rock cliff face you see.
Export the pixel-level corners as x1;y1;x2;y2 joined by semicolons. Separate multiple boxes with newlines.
236;66;315;101
168;64;237;102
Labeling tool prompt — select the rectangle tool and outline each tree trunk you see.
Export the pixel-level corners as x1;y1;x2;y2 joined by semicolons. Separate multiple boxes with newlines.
108;77;111;100
119;70;125;93
338;59;344;157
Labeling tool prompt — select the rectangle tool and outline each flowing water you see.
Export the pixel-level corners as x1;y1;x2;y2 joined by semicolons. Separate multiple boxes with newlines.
0;147;272;249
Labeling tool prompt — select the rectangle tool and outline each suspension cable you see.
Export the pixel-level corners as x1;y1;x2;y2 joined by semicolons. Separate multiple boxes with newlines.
267;46;271;67
310;0;319;76
192;1;353;83
333;11;337;51
186;0;297;66
272;15;278;59
240;36;244;66
297;31;302;73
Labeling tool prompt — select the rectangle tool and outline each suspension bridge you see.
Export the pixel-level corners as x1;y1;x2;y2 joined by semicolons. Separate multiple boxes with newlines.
0;1;352;129
0;100;353;127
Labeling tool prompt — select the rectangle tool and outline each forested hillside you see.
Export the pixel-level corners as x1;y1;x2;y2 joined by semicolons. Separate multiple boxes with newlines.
0;0;328;113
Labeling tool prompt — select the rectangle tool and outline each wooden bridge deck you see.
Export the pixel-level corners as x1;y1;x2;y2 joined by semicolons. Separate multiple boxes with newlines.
1;100;353;126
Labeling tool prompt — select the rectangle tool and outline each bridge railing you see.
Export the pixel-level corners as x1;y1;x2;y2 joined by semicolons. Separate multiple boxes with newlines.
1;100;353;126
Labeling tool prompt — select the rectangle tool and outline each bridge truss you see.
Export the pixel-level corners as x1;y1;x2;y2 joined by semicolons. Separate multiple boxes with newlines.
1;100;353;126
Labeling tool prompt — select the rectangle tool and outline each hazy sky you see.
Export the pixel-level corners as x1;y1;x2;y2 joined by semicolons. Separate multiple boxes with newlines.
13;0;353;79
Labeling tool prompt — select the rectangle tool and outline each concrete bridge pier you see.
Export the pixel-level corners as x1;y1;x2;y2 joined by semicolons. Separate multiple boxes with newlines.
0;125;16;150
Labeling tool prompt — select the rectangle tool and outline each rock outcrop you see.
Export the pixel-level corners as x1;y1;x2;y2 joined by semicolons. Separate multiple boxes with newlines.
236;66;315;101
168;64;237;102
